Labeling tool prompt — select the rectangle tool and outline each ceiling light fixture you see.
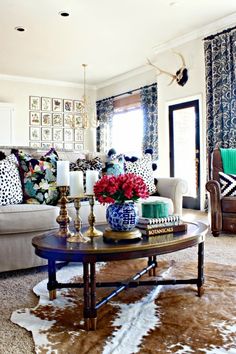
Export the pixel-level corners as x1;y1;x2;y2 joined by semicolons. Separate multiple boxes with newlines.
59;11;70;17
80;64;99;129
15;26;25;32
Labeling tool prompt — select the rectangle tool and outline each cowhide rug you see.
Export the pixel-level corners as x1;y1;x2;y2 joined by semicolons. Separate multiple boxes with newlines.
11;260;236;354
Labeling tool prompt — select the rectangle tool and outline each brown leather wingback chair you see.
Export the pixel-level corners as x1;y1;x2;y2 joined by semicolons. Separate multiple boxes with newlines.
206;148;236;236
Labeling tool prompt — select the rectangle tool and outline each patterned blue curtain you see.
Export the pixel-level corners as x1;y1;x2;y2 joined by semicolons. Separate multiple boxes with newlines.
204;27;236;154
140;83;158;159
96;98;114;152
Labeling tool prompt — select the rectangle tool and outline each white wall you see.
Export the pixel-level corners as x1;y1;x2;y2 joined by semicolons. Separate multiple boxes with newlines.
0;78;97;151
97;38;206;209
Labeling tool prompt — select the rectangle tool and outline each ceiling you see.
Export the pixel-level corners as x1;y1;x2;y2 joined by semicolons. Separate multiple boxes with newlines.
0;0;236;87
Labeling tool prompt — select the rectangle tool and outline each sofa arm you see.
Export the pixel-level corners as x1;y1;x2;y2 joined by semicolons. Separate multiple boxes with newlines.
156;177;188;216
206;180;222;235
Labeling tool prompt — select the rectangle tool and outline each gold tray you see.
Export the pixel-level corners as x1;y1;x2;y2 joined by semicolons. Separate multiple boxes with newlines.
103;227;142;241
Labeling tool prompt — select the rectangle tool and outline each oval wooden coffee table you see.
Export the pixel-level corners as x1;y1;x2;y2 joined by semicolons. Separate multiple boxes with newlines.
32;221;207;331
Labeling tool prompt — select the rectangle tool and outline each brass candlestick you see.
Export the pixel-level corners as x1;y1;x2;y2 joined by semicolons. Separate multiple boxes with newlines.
67;196;90;243
83;194;103;240
56;186;72;237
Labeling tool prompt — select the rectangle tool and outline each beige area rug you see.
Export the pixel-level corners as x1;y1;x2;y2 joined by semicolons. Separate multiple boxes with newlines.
11;259;236;354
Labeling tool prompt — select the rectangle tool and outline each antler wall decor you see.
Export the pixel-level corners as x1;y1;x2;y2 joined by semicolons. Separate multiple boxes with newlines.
147;52;188;87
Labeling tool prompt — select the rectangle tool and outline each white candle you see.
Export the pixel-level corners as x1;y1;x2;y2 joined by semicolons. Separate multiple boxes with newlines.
86;170;99;195
69;171;84;197
56;161;70;186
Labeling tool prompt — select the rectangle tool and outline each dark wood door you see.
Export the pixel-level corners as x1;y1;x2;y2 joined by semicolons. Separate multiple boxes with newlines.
169;100;200;209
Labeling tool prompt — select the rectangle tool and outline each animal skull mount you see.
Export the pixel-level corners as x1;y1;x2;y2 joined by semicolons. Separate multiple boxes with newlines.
147;52;188;87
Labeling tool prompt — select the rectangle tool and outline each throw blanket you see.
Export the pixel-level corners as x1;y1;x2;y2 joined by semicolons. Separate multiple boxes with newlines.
220;148;236;174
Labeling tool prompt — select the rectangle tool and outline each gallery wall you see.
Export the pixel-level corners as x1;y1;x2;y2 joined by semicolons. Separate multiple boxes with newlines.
0;77;97;151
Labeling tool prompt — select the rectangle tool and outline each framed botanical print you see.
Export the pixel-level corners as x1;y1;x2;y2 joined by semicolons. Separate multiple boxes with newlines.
52;98;63;112
64;113;74;128
41;97;52;111
41;113;52;126
30;142;41;148
52;113;63;126
64;143;73;150
64;99;73;112
30;127;41;141
75;129;84;142
53;128;63;142
29;96;41;111
74;100;84;113
41;142;51;149
74;143;84;151
29;111;40;125
41;127;52;141
53;142;64;150
74;114;83;128
64;128;73;142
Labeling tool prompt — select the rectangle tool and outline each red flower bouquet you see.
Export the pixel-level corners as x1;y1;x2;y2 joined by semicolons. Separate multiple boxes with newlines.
94;173;149;204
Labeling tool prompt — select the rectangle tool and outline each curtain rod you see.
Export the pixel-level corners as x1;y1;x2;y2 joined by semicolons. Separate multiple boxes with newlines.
96;83;156;103
204;25;236;40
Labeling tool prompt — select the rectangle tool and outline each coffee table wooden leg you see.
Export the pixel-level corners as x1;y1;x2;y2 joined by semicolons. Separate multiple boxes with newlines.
90;262;97;330
197;241;204;297
83;262;90;330
48;259;57;300
148;256;157;276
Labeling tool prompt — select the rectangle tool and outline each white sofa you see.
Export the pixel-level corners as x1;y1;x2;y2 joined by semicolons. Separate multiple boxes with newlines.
0;146;187;272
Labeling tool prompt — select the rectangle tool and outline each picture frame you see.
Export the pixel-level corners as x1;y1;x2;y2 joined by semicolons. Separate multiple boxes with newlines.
29;96;41;111
74;114;83;128
29;111;40;126
52;98;63;112
53;128;63;142
64;128;73;142
64;113;74;128
64;143;73;150
53;142;64;150
64;99;73;112
75;129;84;142
41;112;52;126
41;97;52;111
74;100;84;113
30;142;41;148
30;127;41;141
41;142;52;149
41;127;52;141
74;143;84;151
52;113;63;126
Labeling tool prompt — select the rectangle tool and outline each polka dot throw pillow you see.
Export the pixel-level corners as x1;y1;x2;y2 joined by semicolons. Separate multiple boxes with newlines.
0;154;23;206
125;154;156;194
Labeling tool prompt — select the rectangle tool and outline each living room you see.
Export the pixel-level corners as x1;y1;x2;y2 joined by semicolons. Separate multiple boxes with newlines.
0;1;236;353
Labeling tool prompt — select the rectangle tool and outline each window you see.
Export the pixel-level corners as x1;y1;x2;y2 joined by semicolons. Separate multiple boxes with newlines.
111;108;143;156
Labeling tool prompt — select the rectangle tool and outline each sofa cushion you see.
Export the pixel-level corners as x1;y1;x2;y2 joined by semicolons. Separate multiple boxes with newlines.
16;148;60;205
219;171;236;197
0;154;23;206
125;154;156;194
0;204;60;234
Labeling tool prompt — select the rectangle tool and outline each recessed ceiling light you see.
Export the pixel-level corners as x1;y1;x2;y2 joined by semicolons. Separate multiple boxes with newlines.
59;11;70;17
15;26;26;32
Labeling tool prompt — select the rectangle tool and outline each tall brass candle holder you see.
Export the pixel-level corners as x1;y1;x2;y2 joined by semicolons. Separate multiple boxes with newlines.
56;186;72;237
83;194;103;240
67;196;90;243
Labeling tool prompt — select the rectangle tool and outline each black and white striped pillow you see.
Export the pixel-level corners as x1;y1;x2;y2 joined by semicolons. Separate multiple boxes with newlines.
219;171;236;197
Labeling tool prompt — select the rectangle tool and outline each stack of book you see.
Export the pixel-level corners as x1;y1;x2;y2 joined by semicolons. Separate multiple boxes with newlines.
136;215;187;236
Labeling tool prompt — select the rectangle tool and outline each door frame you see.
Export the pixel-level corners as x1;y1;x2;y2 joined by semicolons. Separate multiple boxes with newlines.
167;95;202;210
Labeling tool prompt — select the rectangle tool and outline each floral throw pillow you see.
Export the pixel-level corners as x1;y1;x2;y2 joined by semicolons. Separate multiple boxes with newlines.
15;148;60;205
125;154;156;194
0;153;23;206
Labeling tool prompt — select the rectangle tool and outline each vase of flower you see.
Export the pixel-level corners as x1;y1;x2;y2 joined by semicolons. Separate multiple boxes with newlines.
106;202;139;231
94;173;149;233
